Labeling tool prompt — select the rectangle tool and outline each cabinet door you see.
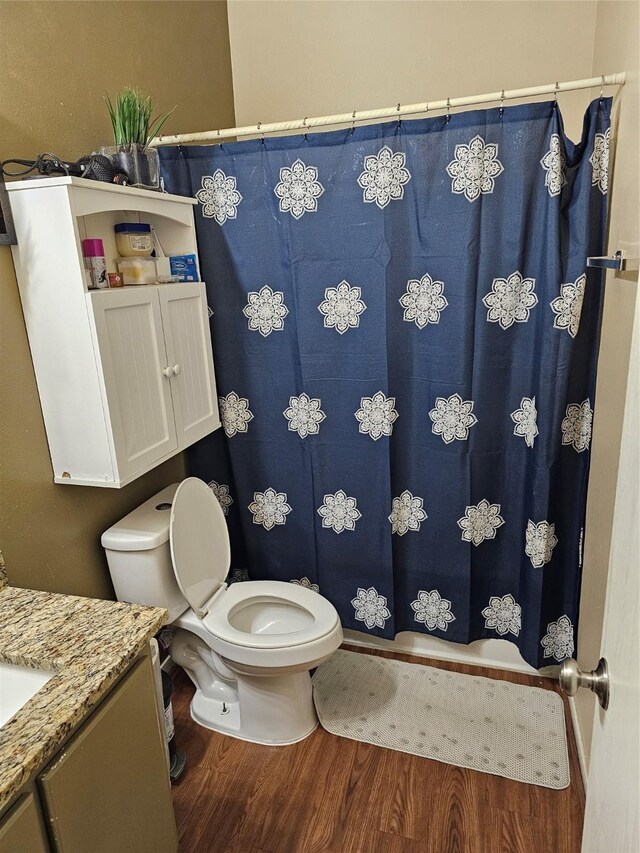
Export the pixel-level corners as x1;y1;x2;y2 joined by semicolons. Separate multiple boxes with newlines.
0;794;49;853
38;657;177;853
158;283;221;448
89;288;178;482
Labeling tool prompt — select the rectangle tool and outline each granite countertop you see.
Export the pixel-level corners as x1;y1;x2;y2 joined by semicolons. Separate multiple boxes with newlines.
0;585;167;813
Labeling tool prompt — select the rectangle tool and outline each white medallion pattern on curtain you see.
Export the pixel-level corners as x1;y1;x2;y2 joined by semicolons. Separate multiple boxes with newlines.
540;134;567;197
228;568;249;584
283;394;326;438
351;586;391;629
429;394;478;443
318;490;362;533
457;500;505;546
541;615;575;661
389;490;427;536
357;145;411;208
561;399;593;452
355;392;398;440
399;273;448;328
510;396;538;448
446;135;504;202
243;286;289;336
525;520;558;568
482;271;538;329
174;104;609;669
318;280;367;334
589;127;610;194
196;171;242;225
550;274;586;338
219;392;254;437
482;594;522;637
207;480;233;516
248;488;292;530
411;590;456;631
274;159;325;219
291;577;320;592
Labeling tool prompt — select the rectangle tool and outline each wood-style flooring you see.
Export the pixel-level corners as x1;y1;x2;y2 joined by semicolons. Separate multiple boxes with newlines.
171;644;584;853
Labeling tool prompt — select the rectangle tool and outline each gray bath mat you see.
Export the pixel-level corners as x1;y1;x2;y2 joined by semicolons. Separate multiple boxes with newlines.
312;650;569;789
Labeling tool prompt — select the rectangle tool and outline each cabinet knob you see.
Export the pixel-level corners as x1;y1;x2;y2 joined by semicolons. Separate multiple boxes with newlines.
162;366;174;378
172;364;182;376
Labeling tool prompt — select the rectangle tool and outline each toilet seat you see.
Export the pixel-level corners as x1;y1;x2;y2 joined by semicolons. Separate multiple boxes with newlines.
203;580;339;649
169;478;339;667
169;478;230;617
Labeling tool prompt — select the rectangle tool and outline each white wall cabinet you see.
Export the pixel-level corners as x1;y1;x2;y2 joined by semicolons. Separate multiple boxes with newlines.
89;287;180;482
7;177;221;488
157;284;220;447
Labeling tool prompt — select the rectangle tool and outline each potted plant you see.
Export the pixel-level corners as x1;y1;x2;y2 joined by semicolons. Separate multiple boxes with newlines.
100;88;175;190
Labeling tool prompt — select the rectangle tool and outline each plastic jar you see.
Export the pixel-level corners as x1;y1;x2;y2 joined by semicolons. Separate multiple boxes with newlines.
114;223;154;257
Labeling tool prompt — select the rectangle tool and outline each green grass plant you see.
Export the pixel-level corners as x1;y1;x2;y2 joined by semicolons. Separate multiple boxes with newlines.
105;87;175;148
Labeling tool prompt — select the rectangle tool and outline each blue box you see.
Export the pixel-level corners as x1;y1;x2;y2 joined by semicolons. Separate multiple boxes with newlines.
169;254;199;282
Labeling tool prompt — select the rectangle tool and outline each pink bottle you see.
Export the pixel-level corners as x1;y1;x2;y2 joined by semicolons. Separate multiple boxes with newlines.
82;238;108;290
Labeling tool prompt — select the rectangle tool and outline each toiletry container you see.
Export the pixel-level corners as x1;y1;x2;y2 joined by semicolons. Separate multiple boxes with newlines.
81;239;108;290
115;223;154;257
117;258;157;285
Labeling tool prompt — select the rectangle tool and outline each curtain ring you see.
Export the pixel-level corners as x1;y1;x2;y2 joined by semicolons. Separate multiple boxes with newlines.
600;75;605;99
446;97;451;122
396;102;401;127
257;121;264;141
303;116;309;140
500;89;505;117
351;110;357;133
554;82;559;106
217;128;223;147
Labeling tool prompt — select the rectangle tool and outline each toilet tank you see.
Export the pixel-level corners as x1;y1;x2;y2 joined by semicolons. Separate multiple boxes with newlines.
101;483;188;622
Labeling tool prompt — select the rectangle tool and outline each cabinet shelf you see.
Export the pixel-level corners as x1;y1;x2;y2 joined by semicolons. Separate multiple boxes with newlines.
7;178;220;488
4;174;195;207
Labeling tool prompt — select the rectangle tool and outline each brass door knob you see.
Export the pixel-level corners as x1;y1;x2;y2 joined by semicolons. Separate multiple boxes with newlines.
559;657;610;710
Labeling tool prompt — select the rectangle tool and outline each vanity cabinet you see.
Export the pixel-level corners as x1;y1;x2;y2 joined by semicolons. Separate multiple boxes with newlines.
6;177;221;488
0;794;48;853
38;657;176;853
0;652;178;853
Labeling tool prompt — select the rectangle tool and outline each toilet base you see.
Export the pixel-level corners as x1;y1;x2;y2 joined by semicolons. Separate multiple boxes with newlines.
170;628;320;745
190;690;318;745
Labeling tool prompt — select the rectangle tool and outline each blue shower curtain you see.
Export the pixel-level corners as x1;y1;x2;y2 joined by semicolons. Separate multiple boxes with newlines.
160;98;610;669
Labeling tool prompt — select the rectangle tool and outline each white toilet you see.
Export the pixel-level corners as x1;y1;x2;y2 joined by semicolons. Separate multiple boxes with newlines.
102;477;343;745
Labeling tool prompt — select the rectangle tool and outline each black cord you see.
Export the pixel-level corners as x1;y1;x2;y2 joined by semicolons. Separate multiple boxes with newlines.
1;157;40;177
1;153;71;178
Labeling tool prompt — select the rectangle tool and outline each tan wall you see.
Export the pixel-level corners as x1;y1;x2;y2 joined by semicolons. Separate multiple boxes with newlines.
227;0;598;141
0;0;235;597
575;0;639;769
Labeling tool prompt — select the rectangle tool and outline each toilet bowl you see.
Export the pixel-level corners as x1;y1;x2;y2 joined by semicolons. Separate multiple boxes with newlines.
102;478;343;745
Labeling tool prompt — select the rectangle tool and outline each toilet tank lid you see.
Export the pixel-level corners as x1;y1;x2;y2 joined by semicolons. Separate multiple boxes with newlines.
101;484;180;551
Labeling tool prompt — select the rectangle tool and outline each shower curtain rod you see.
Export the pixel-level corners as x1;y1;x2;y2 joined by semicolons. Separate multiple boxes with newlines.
150;72;625;147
